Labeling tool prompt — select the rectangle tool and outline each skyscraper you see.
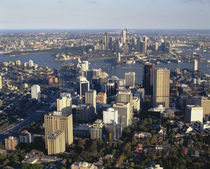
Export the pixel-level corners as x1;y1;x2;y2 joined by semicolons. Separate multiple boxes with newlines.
31;85;41;100
0;76;2;90
5;136;18;151
103;32;109;50
143;36;148;53
125;72;135;88
90;119;104;140
103;108;118;124
79;76;90;98
117;52;121;63
185;105;203;123
142;62;154;95
85;90;96;113
194;59;198;71
115;90;133;126
44;111;73;148
113;103;131;128
122;29;127;44
47;130;65;155
96;92;107;104
153;68;170;108
57;93;72;114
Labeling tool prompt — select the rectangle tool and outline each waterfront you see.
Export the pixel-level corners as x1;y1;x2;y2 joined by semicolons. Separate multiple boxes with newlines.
0;53;209;84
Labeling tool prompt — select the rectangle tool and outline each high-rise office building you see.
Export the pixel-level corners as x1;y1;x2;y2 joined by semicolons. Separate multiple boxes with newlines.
201;97;210;117
103;32;109;50
79;76;90;98
117;52;121;63
79;61;89;72
47;130;65;155
137;37;143;52
116;90;133;105
113;103;131;128
105;82;116;97
143;36;148;53
116;90;133;120
103;108;118;124
194;59;198;71
85;90;96;113
73;104;95;122
125;72;135;88
44;111;73;148
96;92;107;104
31;85;41;100
105;123;121;141
90;119;104;140
142;62;154;95
185;105;203;123
155;42;159;51
5;136;18;151
0;76;2;90
57;93;72;114
122;29;127;44
153;68;170;108
19;130;32;144
28;60;34;67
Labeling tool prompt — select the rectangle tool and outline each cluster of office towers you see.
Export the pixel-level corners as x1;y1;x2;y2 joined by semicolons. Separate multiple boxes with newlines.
101;29;170;54
44;61;171;155
143;63;170;108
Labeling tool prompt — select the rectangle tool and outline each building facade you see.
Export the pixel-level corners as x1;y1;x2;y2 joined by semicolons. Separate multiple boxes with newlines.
44;111;73;148
153;68;170;108
47;130;65;155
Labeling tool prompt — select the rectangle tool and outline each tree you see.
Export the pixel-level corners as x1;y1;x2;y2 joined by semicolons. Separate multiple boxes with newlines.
123;142;131;156
89;140;97;152
77;139;86;151
131;135;138;146
10;154;19;163
150;134;158;145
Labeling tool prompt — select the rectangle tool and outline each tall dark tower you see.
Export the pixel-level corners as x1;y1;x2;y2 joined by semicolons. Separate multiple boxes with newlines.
142;62;154;95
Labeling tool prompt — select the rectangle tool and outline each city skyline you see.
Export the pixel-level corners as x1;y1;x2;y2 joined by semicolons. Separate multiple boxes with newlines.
1;0;210;30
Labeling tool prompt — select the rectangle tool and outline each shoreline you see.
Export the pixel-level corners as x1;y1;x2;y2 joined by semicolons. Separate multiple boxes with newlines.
3;51;54;57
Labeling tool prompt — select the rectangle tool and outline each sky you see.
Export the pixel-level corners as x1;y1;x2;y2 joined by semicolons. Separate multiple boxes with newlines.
0;0;210;30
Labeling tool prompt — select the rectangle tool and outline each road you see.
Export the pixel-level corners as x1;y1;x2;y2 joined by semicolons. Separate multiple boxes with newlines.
0;105;48;141
0;93;58;142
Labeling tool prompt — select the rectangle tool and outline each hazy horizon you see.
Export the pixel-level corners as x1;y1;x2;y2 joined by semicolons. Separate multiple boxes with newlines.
1;0;210;30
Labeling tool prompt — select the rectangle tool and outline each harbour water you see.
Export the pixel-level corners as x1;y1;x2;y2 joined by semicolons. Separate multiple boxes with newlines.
0;53;209;84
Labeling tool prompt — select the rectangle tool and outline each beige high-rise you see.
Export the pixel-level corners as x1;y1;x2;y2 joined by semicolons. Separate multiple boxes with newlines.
153;68;170;108
113;103;131;128
47;130;65;155
194;59;198;71
85;90;96;112
0;76;2;90
5;136;18;151
201;97;210;116
44;111;73;148
57;93;72;114
116;90;133;122
125;72;135;88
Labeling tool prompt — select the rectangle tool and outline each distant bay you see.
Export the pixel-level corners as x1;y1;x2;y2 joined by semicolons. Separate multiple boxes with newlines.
0;53;209;84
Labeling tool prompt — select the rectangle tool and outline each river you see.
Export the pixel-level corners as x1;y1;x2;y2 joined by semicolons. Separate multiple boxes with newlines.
0;53;209;84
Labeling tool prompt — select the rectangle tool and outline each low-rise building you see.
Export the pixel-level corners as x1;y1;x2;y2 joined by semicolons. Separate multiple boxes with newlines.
71;162;98;169
19;130;32;144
